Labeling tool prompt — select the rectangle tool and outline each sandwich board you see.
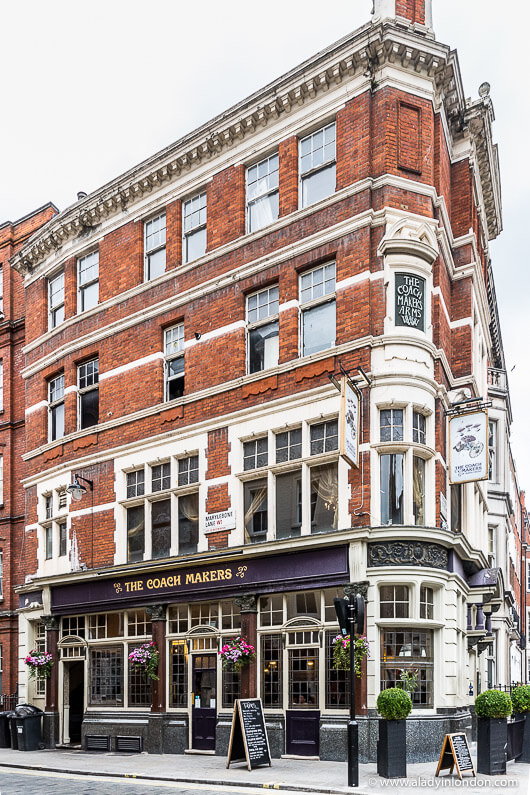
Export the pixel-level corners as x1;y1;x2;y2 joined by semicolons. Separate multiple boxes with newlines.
435;732;475;780
226;698;271;771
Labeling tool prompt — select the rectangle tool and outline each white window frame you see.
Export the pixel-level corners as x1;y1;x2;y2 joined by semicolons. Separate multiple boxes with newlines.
144;213;167;281
77;251;99;313
246;153;279;233
164;324;185;401
48;271;65;329
183;193;207;264
299;122;336;208
246;285;279;374
48;374;65;442
77;359;99;430
299;263;336;357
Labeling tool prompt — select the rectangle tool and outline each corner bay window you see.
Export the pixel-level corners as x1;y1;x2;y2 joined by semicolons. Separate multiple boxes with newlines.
380;630;433;707
246;286;279;373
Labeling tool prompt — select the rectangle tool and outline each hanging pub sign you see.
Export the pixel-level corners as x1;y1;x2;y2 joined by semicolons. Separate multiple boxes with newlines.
395;273;426;331
226;698;271;771
339;376;360;468
449;410;488;484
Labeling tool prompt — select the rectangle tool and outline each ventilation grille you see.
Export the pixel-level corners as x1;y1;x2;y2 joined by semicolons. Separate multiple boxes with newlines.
85;734;111;751
116;735;143;753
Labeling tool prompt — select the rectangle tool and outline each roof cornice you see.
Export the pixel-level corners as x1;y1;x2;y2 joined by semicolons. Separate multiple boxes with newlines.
10;21;482;275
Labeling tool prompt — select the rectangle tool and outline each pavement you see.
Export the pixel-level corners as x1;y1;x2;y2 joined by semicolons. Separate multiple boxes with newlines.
0;746;528;793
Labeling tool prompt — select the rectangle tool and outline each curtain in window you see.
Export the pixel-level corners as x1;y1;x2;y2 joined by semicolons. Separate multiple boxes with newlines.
310;464;338;530
179;494;199;522
413;456;425;526
244;486;267;539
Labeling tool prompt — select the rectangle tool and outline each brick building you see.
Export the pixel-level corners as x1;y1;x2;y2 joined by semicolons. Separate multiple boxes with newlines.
0;203;57;699
7;0;524;761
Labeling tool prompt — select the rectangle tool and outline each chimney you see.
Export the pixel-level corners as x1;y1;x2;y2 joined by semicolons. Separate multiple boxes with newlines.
372;0;433;32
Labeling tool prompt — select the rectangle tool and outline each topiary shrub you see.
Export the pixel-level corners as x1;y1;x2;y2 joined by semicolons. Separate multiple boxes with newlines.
377;687;412;720
475;689;512;719
511;685;530;715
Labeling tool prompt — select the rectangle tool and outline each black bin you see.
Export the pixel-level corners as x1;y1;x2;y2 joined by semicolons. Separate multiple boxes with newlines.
7;712;18;749
14;705;43;751
0;711;12;748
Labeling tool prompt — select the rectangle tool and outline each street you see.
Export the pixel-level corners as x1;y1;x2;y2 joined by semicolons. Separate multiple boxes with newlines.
0;768;298;795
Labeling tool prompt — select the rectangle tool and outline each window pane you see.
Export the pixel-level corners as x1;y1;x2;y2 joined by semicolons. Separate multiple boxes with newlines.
303;301;335;356
249;321;279;373
244;480;267;541
380;454;404;525
51;403;65;441
152;499;171;559
261;634;282;708
128;644;152;706
147;247;166;280
185;226;207;262
276;470;302;539
178;493;198;554
310;420;338;455
289;648;318;707
170;640;188;708
301;163;336;207
286;591;319;620
243;438;268;471
80;281;99;312
59;523;67;557
248;192;279;233
127;505;145;563
310;463;338;532
413;456;425;526
89;647;123;706
326;630;349;708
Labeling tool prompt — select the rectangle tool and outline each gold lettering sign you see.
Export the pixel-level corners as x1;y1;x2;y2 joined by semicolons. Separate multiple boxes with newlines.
114;566;236;596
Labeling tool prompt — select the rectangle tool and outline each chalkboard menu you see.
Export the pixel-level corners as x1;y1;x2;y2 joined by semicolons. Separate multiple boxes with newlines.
226;698;271;771
395;272;426;331
435;733;475;780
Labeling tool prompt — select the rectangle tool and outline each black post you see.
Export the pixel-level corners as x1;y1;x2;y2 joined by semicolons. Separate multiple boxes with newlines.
348;593;359;787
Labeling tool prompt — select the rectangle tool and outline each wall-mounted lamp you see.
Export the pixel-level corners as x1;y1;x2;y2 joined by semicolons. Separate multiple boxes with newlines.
194;332;202;340
66;474;94;502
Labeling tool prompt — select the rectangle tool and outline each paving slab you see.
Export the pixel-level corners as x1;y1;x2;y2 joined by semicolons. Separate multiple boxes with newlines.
0;747;528;793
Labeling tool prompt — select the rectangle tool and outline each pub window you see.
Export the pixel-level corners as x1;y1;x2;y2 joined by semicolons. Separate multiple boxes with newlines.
243;438;268;471
380;585;409;619
88;613;124;639
89;647;123;706
144;212;166;280
168;605;189;634
310;420;338;454
221;601;241;631
380;409;404;442
275;428;302;463
299;263;336;357
128;643;152;706
62;616;86;638
380;630;433;707
259;595;283;627
164;324;185;401
222;669;241;709
34;622;46;697
380;454;404;525
170;640;188;708
244;479;268;542
127;610;152;637
77;358;99;429
246;285;279;374
261;634;282;708
413;411;426;445
177;455;199;486
152;462;171;492
413;456;426;526
288;646;319;707
286;591;319;621
420;586;434;620
326;630;350;709
190;603;218;628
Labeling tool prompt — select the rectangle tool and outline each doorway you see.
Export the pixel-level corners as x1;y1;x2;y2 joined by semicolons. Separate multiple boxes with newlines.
62;660;85;745
191;654;217;751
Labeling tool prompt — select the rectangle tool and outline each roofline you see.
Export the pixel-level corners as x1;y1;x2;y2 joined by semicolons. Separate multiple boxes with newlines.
0;201;59;231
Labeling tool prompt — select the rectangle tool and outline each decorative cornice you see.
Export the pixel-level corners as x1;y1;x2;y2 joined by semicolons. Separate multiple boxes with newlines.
367;540;448;569
10;23;473;276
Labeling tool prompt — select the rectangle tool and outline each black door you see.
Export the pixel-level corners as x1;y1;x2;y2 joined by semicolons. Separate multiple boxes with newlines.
68;661;84;744
191;654;217;751
286;710;320;756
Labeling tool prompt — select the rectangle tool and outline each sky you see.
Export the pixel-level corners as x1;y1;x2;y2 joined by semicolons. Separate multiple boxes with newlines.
1;1;529;490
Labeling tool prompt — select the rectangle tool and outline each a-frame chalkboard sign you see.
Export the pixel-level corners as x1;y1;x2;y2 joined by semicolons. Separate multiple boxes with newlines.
435;733;475;780
226;698;272;771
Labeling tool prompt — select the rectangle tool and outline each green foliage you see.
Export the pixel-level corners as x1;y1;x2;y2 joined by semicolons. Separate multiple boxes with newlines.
475;689;512;719
377;687;412;720
332;635;370;677
511;685;530;715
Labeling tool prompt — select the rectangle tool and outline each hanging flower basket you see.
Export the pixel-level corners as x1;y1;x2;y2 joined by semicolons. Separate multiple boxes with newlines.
25;650;54;680
332;634;370;676
128;642;159;681
219;637;256;672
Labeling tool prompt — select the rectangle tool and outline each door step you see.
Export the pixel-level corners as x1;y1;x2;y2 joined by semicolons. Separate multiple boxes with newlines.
281;754;320;761
56;743;82;750
184;749;215;755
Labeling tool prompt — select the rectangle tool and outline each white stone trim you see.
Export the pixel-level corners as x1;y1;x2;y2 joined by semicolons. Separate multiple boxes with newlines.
99;352;164;381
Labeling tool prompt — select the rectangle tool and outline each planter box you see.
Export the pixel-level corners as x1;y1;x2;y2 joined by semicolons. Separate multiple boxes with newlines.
477;718;507;775
377;719;407;779
514;714;530;763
